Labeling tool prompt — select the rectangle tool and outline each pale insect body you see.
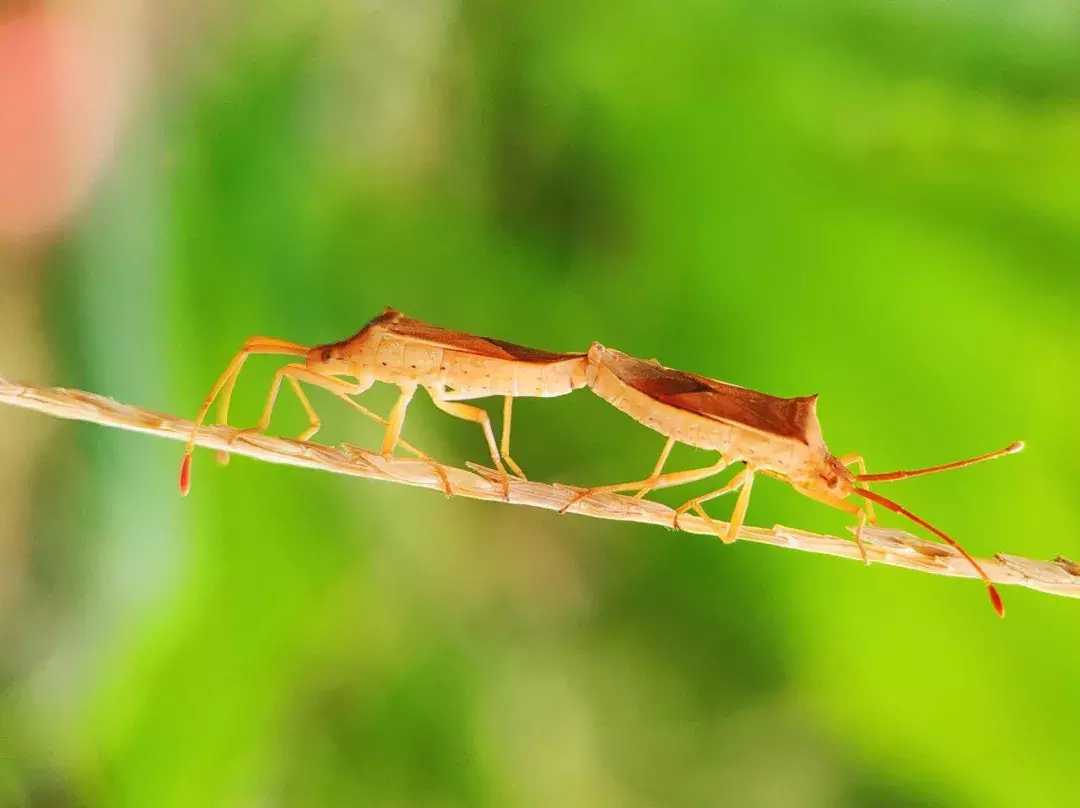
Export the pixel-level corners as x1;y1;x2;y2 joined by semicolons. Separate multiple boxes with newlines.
180;308;588;499
320;311;588;487
348;311;587;399
574;342;1022;617
177;312;1023;616
587;346;821;477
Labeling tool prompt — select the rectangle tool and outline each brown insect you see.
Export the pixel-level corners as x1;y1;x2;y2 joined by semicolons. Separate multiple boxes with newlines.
179;308;589;497
565;343;1022;616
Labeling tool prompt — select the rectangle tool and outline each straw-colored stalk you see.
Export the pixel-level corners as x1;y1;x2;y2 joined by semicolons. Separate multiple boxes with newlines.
2;376;1078;603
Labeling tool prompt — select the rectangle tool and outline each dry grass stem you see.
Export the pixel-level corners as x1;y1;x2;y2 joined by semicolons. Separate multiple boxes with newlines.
2;376;1078;602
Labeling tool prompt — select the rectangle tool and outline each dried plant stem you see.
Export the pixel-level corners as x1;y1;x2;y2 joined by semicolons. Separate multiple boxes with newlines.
2;376;1078;602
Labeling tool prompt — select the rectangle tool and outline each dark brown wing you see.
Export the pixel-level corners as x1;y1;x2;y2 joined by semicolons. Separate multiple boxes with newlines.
602;348;819;444
382;311;584;364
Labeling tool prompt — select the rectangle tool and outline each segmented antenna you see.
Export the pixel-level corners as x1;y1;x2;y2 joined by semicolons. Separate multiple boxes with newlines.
853;487;1004;617
179;337;310;495
856;441;1023;484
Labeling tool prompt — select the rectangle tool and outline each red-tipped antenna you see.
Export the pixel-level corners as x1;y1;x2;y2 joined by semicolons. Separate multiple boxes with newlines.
853;486;1004;617
179;453;192;496
180;336;310;497
856;441;1023;484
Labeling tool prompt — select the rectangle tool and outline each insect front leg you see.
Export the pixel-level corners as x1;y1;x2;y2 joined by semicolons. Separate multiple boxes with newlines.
288;370;377;442
836;453;876;522
287;376;324;442
836;453;876;564
672;466;755;544
214;339;303;464
260;368;453;496
222;364;366;449
427;386;510;498
251;362;306;437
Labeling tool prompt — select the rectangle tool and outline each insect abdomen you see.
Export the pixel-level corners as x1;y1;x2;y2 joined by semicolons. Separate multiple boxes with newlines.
440;353;588;399
512;357;589;398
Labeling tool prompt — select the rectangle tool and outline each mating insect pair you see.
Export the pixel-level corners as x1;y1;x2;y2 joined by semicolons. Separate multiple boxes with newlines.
180;308;1022;616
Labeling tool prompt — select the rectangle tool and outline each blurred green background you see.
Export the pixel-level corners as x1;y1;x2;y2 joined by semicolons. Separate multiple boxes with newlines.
1;1;1079;806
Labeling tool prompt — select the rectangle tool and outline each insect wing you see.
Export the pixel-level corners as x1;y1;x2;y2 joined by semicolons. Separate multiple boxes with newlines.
600;348;817;444
388;315;584;365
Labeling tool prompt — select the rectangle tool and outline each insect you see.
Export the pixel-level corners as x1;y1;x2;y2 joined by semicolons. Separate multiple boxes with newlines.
179;308;589;497
566;343;1022;616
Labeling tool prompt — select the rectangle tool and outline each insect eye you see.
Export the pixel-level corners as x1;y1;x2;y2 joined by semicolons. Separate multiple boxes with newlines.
322;348;332;362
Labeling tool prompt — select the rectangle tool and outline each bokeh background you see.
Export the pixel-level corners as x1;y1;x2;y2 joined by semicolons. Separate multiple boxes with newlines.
2;1;1079;806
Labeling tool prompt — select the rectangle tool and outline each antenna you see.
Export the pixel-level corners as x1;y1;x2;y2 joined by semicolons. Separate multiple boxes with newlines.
856;441;1023;484
853;487;1004;617
180;337;310;495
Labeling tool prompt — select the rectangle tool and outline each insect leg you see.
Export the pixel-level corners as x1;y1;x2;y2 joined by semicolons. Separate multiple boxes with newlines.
500;396;528;481
632;437;677;498
837;454;876;522
252;362;298;434
723;468;755;544
264;368;453;495
836;453;875;564
558;444;728;513
382;384;418;458
672;467;754;543
180;336;309;494
214;339;298;464
218;362;338;452
428;387;510;498
286;376;322;441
